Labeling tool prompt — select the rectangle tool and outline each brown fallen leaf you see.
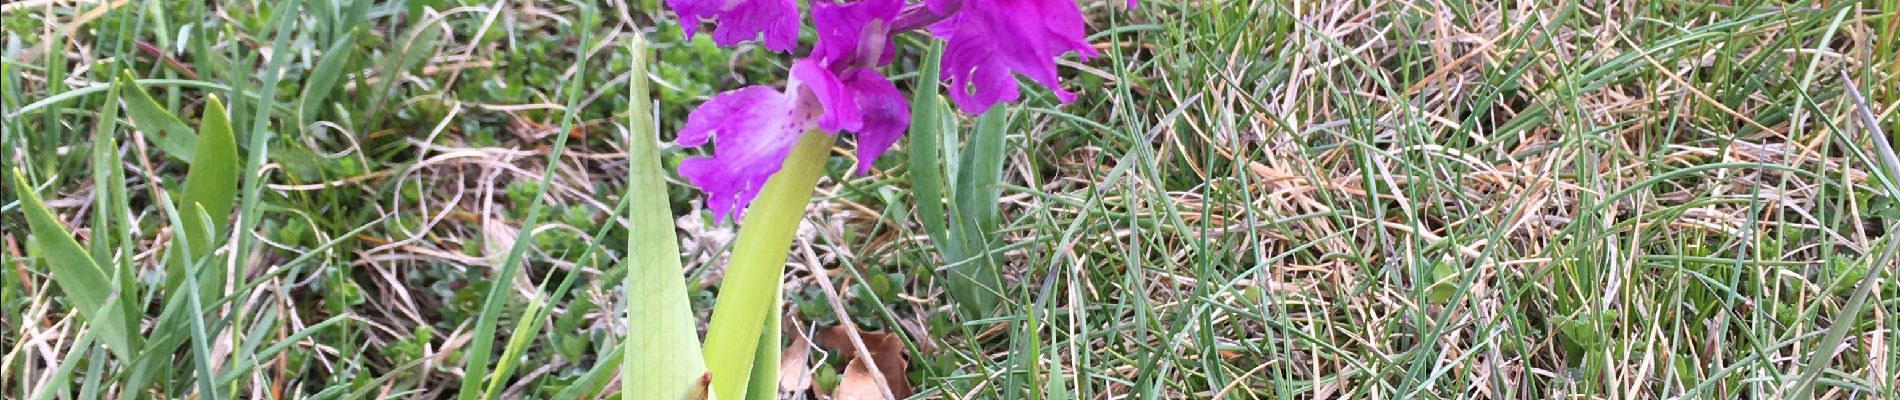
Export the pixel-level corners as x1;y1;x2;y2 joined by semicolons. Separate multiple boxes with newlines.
833;357;886;400
817;325;912;399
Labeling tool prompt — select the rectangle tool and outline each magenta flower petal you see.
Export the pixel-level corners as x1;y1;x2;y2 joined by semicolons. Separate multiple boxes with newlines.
811;0;903;67
677;57;913;221
675;84;822;222
793;60;862;133
793;60;910;174
840;69;910;173
668;0;799;52
925;0;960;14
931;0;1098;113
678;0;925;220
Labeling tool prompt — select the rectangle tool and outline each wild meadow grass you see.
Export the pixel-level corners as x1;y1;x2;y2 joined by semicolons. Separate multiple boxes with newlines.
3;0;1899;398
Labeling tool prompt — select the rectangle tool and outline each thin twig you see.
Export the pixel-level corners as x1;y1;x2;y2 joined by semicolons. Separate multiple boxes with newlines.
797;236;899;400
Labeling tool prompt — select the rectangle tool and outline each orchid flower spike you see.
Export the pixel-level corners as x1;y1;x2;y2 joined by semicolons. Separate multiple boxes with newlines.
675;0;910;222
669;0;1117;222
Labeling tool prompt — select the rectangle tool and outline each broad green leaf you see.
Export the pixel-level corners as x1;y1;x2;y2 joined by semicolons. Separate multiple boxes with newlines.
118;69;198;161
157;94;239;301
743;305;781;400
179;94;240;255
131;95;241;399
701;130;833;400
624;34;708;400
9;170;143;359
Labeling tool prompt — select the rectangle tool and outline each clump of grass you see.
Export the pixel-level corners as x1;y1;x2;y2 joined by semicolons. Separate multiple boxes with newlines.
4;0;1898;399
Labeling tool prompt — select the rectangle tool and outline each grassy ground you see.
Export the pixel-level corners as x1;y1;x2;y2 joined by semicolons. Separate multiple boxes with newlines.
4;0;1900;398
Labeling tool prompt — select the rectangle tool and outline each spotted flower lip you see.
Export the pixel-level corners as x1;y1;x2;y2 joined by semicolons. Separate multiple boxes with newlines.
675;0;909;222
668;0;800;52
930;0;1099;114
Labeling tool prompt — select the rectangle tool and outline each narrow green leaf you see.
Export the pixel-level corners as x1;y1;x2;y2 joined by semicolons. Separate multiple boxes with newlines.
9;170;143;359
219;3;302;394
118;69;198;161
624;33;708;400
89;73;126;264
944;107;1008;317
298;30;357;128
90;76;147;388
908;43;954;258
339;0;373;40
481;297;546;398
702;130;834;400
553;340;627;400
366;13;444;129
958;108;1007;233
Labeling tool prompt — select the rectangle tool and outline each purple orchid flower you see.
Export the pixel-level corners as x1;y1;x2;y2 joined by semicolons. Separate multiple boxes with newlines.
668;0;801;52
676;0;910;222
929;0;1098;113
670;0;1119;222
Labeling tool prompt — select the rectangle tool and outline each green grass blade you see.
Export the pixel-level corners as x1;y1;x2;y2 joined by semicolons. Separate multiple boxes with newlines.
1789;72;1898;400
27;315;97;400
9;170;143;360
454;16;594;400
153;195;223;400
215;315;349;383
88;72;124;263
701;130;834;400
623;33;707;400
483;136;645;398
92;73;142;341
220;2;301;395
553;340;628;400
118;69;198;161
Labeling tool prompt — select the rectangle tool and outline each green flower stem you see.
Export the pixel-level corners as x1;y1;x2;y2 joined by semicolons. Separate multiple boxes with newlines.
702;129;835;400
624;34;706;400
